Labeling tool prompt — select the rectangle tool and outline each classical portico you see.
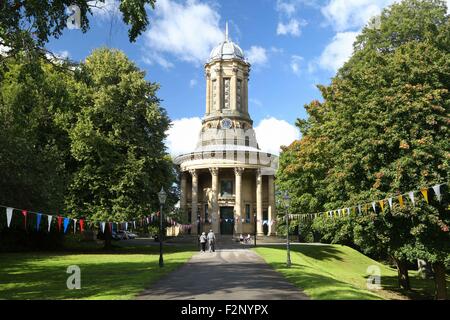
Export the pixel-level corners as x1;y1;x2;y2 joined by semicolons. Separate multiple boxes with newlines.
174;24;278;237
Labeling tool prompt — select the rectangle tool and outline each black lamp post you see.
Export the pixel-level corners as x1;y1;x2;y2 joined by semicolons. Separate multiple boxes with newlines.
254;213;257;247
284;191;291;268
157;187;167;268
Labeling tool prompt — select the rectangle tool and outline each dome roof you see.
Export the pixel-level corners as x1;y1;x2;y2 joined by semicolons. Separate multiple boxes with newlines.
209;40;245;62
208;22;246;62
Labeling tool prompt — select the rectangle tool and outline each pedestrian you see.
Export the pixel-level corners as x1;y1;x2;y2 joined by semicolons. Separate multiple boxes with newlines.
199;232;207;252
207;229;216;252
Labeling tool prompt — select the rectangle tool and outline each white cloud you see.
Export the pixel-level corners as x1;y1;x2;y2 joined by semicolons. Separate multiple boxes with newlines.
290;55;303;75
255;117;300;155
318;31;358;72
276;0;297;17
246;46;268;67
321;0;396;32
165;117;202;156
142;52;174;69
143;0;224;67
277;19;307;37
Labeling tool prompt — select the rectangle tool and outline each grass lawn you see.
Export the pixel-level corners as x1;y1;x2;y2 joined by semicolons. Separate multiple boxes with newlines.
254;244;449;300
0;244;195;300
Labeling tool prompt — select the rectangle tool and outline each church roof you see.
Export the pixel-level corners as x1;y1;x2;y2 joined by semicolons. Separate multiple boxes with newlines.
208;22;246;63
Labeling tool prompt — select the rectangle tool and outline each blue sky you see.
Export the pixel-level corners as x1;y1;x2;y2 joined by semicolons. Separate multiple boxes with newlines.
47;0;443;155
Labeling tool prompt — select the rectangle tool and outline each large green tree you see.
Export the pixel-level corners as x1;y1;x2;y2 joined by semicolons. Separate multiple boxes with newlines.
278;0;449;298
65;48;173;247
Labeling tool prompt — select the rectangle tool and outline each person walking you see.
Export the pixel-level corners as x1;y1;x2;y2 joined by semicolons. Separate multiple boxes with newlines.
199;232;207;252
207;229;216;252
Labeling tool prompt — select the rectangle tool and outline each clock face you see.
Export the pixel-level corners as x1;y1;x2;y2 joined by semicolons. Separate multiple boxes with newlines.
221;118;232;129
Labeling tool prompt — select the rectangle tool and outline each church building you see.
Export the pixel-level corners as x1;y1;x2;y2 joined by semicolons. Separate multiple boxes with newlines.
173;24;278;237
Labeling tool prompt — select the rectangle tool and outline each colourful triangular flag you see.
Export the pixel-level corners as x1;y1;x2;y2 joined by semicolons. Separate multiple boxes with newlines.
379;200;385;212
101;222;106;233
408;191;415;206
73;219;77;233
6;207;13;227
432;184;442;202
420;188;429;204
36;213;42;231
388;198;393;209
47;215;53;232
372;202;377;213
63;218;70;233
79;219;85;233
22;210;27;229
398;195;404;208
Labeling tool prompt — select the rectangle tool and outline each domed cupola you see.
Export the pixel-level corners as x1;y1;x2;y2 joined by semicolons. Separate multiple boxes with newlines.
208;23;246;63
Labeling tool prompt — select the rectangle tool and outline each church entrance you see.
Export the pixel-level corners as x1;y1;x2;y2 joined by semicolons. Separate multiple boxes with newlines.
220;207;234;235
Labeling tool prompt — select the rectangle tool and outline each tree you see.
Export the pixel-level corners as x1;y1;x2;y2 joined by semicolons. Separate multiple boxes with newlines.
64;48;174;248
277;0;449;298
0;0;155;59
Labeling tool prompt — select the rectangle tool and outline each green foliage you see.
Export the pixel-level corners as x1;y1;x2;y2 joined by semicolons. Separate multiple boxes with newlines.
0;48;176;232
0;1;155;58
277;0;450;295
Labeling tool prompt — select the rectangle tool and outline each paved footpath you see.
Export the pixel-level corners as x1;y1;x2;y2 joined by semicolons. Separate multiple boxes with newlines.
137;248;309;300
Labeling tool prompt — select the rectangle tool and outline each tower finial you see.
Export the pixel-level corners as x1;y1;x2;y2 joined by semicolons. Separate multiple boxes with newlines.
225;21;229;42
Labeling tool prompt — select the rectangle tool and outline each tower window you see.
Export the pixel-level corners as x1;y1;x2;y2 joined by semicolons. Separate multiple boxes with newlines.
223;78;230;109
212;80;217;109
237;79;242;110
245;136;249;146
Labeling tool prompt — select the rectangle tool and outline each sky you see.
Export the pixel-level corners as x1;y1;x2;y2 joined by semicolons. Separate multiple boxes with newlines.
46;0;449;156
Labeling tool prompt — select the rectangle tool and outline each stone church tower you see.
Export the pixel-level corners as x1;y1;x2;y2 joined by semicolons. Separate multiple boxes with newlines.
174;24;278;237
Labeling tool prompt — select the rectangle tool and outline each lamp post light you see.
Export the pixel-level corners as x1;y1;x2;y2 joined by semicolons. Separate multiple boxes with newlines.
284;191;292;268
157;187;167;268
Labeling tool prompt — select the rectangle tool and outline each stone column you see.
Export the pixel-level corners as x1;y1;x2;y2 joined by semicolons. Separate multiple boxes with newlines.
243;72;249;114
234;167;244;234
180;172;187;224
231;67;238;111
210;167;220;234
268;175;276;236
190;169;198;235
205;71;211;114
256;168;263;236
216;67;222;111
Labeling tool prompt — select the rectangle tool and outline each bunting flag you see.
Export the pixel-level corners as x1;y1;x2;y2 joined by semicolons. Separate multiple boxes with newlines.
408;191;415;206
73;219;77;233
372;202;377;213
101;222;106;233
108;222;112;233
36;213;42;231
432;184;442;202
421;188;429;204
379;200;385;212
22;210;27;229
133;221;136;229
125;222;128;231
358;204;362;215
398;195;405;208
63;218;70;233
6;207;13;227
388;198;393;209
57;216;63;231
48;215;53;232
80;219;85;233
347;208;350;215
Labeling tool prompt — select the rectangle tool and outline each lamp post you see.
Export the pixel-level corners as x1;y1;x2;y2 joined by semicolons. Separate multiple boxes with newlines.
254;213;257;247
157;187;167;268
284;191;292;268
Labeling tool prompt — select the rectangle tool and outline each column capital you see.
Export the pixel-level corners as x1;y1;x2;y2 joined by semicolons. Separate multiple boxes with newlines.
189;169;197;178
209;167;219;176
256;168;262;177
234;167;245;176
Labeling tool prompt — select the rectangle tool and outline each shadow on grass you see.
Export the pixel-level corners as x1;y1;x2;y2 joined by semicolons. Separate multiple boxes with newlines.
0;252;193;300
269;261;382;300
261;244;345;262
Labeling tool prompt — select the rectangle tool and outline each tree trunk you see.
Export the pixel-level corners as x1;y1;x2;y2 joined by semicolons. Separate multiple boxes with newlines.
104;225;112;250
432;261;448;300
393;257;411;290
